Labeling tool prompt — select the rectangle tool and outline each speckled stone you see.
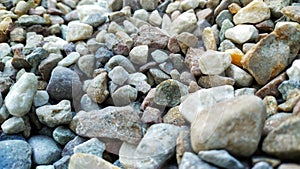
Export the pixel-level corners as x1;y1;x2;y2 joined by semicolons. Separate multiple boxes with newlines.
86;72;109;104
53;126;76;145
263;96;278;117
33;90;49;107
263;113;292;136
74;138;105;158
179;152;217;169
135;25;169;49
112;85;137;106
265;0;292;18
278;80;300;100
1;116;26;134
278;89;300;112
66;21;93;42
202;27;217;51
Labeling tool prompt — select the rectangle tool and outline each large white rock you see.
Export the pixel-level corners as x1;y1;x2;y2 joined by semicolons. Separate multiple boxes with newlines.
129;45;149;65
66;21;93;42
225;25;258;44
170;9;197;35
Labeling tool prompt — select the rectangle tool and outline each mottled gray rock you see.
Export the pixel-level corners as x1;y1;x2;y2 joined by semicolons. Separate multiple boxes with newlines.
287;59;300;82
140;0;158;11
252;161;273;169
234;88;256;96
53;156;70;169
74;138;106;158
36;165;55;169
225;64;253;87
219;19;234;42
149;68;171;84
0;43;11;58
66;21;93;42
179;152;217;169
1;116;26;134
39;53;63;81
133;9;149;21
266;0;291;18
112;85;137;106
34;90;49;107
62;136;86;157
58;52;80;67
16;15;47;26
151;49;169;63
80;94;100;112
135;25;169;49
278;80;300;100
53;126;76;145
105;55;136;73
170;9;197;35
216;10;233;27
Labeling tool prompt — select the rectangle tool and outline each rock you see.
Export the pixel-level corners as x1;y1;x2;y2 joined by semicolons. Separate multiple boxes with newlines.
219;39;236;52
141;106;162;124
278;89;300;111
214;0;240;16
105;55;136;73
225;48;244;67
36;100;72;128
16;15;47;26
154;79;188;107
163;106;187;126
1;116;25;134
68;153;118;169
29;135;62;165
191;95;266;157
198;75;235;88
149;68;171;84
71;106;143;144
5;72;37;116
129;45;149;65
39;53;63;81
252;156;281;168
198;150;244;169
57;52;80;67
115;31;133;49
278;163;300;169
171;9;197;35
179;85;234;123
36;165;55;169
53;126;76;145
77;54;96;78
140;0;158;11
133;9;149;21
282;6;300;23
177;32;198;51
151;50;169;63
74;138;105;158
0;140;32;169
0;43;11;58
53;156;70;169
33;90;49;107
66;21;93;42
287;59;300;82
263;96;278;117
234;88;256;96
176;127;193;164
108;66;129;86
219;19;234;42
82;13;106;27
62;136;86;157
202;27;217;50
10;27;26;42
46;66;82;100
185;47;205;76
233;0;270;25
263;113;292;136
198;50;232;75
255;73;287;98
225;64;253;87
86;72;108;104
112;85;137;106
241;22;300;85
255;19;275;32
265;0;289;18
179;152;217;169
278;80;300;100
149;10;162;26
225;25;258;44
263;116;300;160
215;10;233;28
252;161;273;169
228;3;241;14
0;105;9;124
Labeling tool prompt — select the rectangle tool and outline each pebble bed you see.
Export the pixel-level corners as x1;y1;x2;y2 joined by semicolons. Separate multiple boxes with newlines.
1;0;300;168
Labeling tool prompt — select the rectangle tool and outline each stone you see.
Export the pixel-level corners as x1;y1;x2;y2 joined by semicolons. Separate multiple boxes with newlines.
53;156;70;169
198;75;235;88
151;50;169;63
105;55;136;73
215;10;233;28
282;6;300;23
265;0;291;18
234;88;256;96
202;27;217;50
181;0;200;11
233;0;271;25
0;43;11;58
179;85;234;123
278;163;300;169
5;72;37;116
263;96;278;117
293;100;300;115
149;10;162;26
241;22;300;85
0;105;9;124
263;113;292;136
0;140;32;169
16;15;47;26
66;21;93;42
278;89;300;112
149;68;171;84
74;138;105;158
104;33;119;50
176;127;193;164
176;32;198;48
129;45;149;65
115;31;133;49
278;80;300;100
77;55;96;78
163;106;187;126
228;3;241;14
46;66;82;100
1;117;25;134
225;25;258;44
171;9;197;35
39;53;63;81
133;9;149;21
112;85;137;106
252;161;273;169
219;19;234;42
10;27;26;42
36;100;72;128
179;152;217;169
252;156;281;168
82;13;106;27
53;126;76;145
191;95;266;157
108;22;124;33
33;90;49;107
29;135;62;165
225;64;253;87
198;50;232;75
255;73;287;98
263;116;300;160
68;153;118;169
71;106;143;144
255;20;275;32
108;66;129;86
36;165;55;169
57;52;80;67
287;59;300;82
140;0;158;11
219;39;236;52
80;93;100;112
62;136;87;157
198;150;244;169
214;0;241;16
141;107;162;124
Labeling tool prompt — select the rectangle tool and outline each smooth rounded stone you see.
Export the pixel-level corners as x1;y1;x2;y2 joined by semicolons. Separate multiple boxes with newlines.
242;22;300;85
39;53;63;81
108;22;124;34
228;3;241;14
216;10;233;27
62;136;86;157
0;43;11;58
71;106;143;144
77;55;96;78
0;140;32;169
140;0;158;11
151;49;169;63
198;75;235;88
198;150;244;169
66;22;93;42
225;25;258;44
53;126;76;145
69;153;118;169
225;64;253;87
263;96;278;117
123;20;138;35
16;15;47;26
74;138;105;158
219;19;234;42
191;95;266;157
287;59;300;82
179;152;217;169
34;90;49;107
149;68;171;84
14;1;30;15
170;9;197;35
76;4;106;20
149;10;162;26
163;106;187;126
202;27;217;51
252;161;273;169
36;165;55;169
252;156;281;168
159;62;173;74
278;80;300;100
105;55;136;73
265;0;291;18
278;163;300;169
135;25;169;49
36;100;72;128
242;43;255;53
75;42;89;55
129;45;149;65
1;116;25;134
5;72;37;116
80;94;100;112
108;66;129;86
262;116;300;160
57;52;80;67
263;113;292;136
181;0;200;10
233;0;270;24
133;9;149;21
234;88;256;96
278;89;300;112
198;50;232;75
219;39;236;52
282;6;300;23
179;85;234;123
29;135;62;165
112;85;137;106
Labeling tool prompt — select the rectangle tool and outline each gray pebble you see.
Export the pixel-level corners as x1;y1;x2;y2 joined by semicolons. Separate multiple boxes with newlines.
74;138;106;158
1;116;26;134
34;90;49;107
53;126;76;145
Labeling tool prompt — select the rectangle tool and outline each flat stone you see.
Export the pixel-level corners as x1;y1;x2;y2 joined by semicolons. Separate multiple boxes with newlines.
112;85;137;106
170;9;197;35
29;135;62;165
74;138;105;158
265;0;289;18
255;73;287;98
129;45;149;65
225;64;253;87
179;152;217;169
53;126;76;145
151;50;169;63
36;100;72;128
179;85;234;123
16;15;47;26
33;90;49;107
198;75;235;88
0;140;32;169
66;21;93;42
202;27;217;50
263;96;278;117
241;22;300;85
1;116;25;134
69;153;118;169
233;0;270;25
282;6;300;23
278;89;300;112
57;52;80;67
71;106;143;144
225;25;258;44
191;95;266;157
5;72;37;116
198;50;232;75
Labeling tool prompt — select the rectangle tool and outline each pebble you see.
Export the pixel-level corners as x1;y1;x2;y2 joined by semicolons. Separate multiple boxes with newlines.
112;85;137;106
149;10;162;26
141;106;162;124
151;50;169;63
198;75;235;88
255;20;275;32
278;163;300;169
179;85;234;123
129;45;149;65
39;53;63;81
105;55;136;73
265;0;289;18
216;10;233;28
16;15;47;26
57;52;80;67
36;100;72;127
278;89;300;112
108;66;129;85
61;136;86;157
68;153;118;169
263;113;292;136
33;90;49;107
0;43;11;58
149;68;171;84
225;25;258;44
163;106;187;126
66;21;93;42
287;59;300;82
74;138;106;158
233;0;271;25
198;50;231;75
179;152;217;169
225;48;244;67
5;72;37;116
263;96;278;117
0;105;9;124
191;95;266;157
176;127;193;164
225;64;253;87
252;161;273;169
282;6;300;23
219;19;234;42
234;88;256;96
77;54;96;78
29;135;62;165
202;27;217;50
1;116;25;134
53;126;76;145
0;140;32;169
36;165;55;169
71;106;143;144
140;0;158;11
278;80;300;100
170;9;197;35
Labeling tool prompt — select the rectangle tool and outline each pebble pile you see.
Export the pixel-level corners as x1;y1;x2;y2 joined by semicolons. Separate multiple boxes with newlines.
1;0;300;168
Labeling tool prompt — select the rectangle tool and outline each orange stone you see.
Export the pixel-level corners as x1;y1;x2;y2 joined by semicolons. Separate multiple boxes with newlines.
225;48;244;67
228;3;241;14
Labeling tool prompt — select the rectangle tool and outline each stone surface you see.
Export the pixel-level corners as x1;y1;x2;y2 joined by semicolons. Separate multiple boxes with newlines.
263;113;292;137
33;90;49;107
278;80;300;100
202;27;217;50
170;9;197;35
179;152;217;169
71;106;143;144
62;136;87;157
5;72;37;116
108;66;129;86
141;106;162;124
36;100;72;127
263;96;278;117
112;85;137;106
66;21;93;42
242;22;300;85
225;25;258;44
255;73;287;98
0;140;32;169
191;95;266;157
287;59;300;82
39;53;63;81
163;106;187;126
198;75;235;88
57;52;80;67
278;163;300;169
53;126;76;145
86;72;109;104
282;6;300;23
278;89;300;112
225;64;253;87
252;161;273;169
74;138;105;158
1;116;25;134
265;0;290;18
129;45;149;65
105;55;136;73
68;153;119;169
29;135;62;165
198;50;231;75
176;127;193;164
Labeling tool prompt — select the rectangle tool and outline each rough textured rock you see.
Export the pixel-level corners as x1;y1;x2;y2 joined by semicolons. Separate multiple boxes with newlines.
179;152;217;169
129;45;149;65
287;59;300;82
225;25;258;44
74;138;105;158
86;72;109;104
66;22;93;42
191;95;266;157
265;0;290;18
111;85;138;106
225;64;253;87
170;9;197;35
68;153;119;169
282;6;300;23
255;73;287;98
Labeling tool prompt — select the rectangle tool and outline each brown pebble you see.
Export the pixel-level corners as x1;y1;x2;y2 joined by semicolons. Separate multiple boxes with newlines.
228;3;241;14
